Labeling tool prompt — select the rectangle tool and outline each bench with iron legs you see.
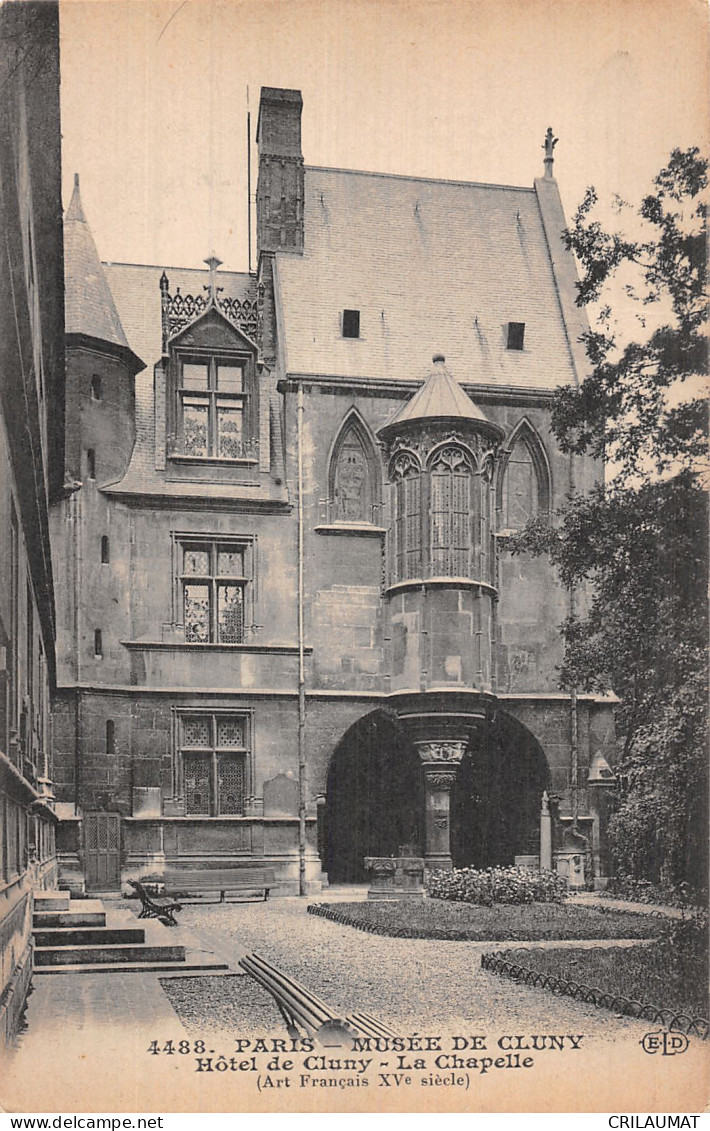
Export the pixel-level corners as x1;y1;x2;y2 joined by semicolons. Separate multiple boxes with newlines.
127;879;183;926
238;952;397;1044
161;868;276;903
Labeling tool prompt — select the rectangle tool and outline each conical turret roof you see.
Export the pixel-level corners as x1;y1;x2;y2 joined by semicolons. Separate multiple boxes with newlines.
64;175;142;370
378;354;502;440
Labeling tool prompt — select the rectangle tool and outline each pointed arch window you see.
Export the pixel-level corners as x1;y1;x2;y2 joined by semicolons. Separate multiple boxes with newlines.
391;451;422;581
328;414;380;524
429;445;474;576
499;424;550;530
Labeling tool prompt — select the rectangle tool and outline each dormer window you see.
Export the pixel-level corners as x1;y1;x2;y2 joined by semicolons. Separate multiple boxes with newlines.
176;353;251;460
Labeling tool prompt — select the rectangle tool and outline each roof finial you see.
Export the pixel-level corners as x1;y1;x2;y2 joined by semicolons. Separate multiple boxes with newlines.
542;127;558;178
204;253;223;301
74;172;80;189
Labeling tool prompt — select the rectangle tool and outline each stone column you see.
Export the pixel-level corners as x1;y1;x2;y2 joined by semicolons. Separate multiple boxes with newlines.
415;740;467;871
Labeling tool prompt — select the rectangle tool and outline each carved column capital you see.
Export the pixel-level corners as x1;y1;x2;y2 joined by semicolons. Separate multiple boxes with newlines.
421;765;458;793
415;739;467;765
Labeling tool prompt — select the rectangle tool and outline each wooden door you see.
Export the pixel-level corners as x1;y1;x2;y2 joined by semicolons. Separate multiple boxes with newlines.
84;812;121;891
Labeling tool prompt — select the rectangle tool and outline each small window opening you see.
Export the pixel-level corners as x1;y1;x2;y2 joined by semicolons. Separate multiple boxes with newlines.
87;449;96;479
507;322;526;350
342;309;360;339
94;629;103;657
106;720;115;755
91;375;102;400
101;536;110;563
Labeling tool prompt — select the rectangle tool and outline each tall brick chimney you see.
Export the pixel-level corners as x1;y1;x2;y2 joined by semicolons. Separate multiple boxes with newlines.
256;87;304;256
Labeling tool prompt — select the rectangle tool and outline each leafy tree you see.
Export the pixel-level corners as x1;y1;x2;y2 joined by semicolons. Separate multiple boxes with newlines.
512;148;708;895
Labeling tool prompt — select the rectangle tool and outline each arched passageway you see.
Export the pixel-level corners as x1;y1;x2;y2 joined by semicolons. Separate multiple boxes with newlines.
451;711;550;868
322;708;549;881
323;711;422;883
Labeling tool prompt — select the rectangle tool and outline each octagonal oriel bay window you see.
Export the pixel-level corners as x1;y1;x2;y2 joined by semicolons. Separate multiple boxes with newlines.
378;355;504;692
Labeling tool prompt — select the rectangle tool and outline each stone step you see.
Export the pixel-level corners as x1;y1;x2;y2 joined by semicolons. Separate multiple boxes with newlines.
33;909;107;928
33;926;146;947
34;943;186;967
33;956;229;975
34;891;71;912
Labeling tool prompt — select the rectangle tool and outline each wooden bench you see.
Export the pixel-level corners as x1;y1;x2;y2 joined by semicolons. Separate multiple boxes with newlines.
239;952;397;1044
127;879;183;926
161;868;276;904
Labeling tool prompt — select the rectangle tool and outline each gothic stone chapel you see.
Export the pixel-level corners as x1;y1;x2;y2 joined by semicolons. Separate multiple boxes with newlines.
50;88;617;896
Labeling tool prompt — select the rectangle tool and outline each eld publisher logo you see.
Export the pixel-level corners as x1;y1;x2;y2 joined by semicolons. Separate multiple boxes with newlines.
640;1030;689;1055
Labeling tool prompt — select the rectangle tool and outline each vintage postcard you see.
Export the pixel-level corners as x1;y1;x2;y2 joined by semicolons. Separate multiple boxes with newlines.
0;0;708;1116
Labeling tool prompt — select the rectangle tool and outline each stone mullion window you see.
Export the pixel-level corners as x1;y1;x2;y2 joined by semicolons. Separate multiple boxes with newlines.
178;356;247;459
180;540;248;644
179;712;248;817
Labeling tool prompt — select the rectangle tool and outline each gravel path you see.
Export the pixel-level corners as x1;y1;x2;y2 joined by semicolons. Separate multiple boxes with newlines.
161;897;654;1046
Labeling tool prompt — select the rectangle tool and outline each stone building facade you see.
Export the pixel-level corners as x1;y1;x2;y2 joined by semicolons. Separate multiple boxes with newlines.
51;87;617;897
0;1;64;1050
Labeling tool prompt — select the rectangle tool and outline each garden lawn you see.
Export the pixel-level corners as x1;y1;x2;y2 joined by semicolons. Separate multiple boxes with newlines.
309;900;662;941
498;941;709;1019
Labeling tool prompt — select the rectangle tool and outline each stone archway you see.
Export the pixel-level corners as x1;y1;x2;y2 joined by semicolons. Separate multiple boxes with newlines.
323;710;423;883
451;710;550;869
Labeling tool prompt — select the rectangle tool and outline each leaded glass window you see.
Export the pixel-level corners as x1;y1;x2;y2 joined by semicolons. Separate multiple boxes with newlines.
391;451;422;582
179;539;248;644
180;713;248;816
429;446;473;577
176;355;249;459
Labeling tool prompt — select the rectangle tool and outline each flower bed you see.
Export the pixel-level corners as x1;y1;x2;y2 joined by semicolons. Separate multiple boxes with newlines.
308;899;661;941
481;923;708;1037
426;865;567;905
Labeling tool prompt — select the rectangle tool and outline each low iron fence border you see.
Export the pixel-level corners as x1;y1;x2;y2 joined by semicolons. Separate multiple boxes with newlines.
480;949;709;1039
307;903;660;944
308;903;469;939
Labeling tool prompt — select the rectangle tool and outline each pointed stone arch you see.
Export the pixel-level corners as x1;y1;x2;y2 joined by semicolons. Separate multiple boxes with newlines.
497;418;551;530
327;408;381;523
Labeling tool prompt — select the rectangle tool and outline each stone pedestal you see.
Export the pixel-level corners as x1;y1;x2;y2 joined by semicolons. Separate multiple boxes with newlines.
364;856;425;900
415;739;467;871
540;790;553;871
555;827;589;889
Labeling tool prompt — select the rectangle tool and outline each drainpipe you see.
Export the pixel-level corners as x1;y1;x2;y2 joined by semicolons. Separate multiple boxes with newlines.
297;382;307;895
568;452;579;830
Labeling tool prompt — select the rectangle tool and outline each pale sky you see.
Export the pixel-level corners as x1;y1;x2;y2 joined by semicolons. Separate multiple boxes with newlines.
59;0;709;273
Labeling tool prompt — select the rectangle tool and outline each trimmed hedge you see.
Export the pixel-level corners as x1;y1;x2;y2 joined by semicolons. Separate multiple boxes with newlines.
426;865;567;905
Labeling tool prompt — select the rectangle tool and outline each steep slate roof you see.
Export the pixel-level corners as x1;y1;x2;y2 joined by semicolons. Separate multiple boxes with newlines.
64;176;133;352
274;166;578;390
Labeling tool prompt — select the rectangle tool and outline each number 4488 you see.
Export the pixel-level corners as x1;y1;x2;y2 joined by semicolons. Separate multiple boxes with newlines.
147;1040;206;1055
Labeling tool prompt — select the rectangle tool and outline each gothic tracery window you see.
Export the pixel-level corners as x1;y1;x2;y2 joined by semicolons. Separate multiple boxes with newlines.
329;415;379;524
500;425;549;530
391;451;422;582
429;445;474;577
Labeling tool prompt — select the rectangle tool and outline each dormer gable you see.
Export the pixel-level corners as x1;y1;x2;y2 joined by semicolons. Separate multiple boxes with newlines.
169;302;258;356
164;269;262;470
